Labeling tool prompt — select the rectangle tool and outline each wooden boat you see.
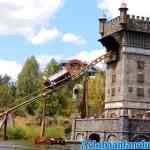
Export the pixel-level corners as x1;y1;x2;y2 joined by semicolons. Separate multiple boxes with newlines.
34;137;65;145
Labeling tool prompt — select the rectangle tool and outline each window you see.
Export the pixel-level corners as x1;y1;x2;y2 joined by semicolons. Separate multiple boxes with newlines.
118;87;120;92
112;74;116;83
111;88;115;96
137;61;144;70
137;88;144;97
148;88;150;98
108;89;110;95
128;87;133;93
137;73;144;83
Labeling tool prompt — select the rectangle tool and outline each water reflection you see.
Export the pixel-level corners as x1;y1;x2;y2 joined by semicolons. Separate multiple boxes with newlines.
0;141;80;150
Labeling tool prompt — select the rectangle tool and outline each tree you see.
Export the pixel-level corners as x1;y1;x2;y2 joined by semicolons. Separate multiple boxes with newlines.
0;84;14;109
87;71;105;116
44;58;60;77
0;75;16;111
0;74;10;85
16;56;40;115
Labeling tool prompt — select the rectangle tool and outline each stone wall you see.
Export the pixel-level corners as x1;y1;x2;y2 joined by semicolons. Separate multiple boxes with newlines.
72;117;150;141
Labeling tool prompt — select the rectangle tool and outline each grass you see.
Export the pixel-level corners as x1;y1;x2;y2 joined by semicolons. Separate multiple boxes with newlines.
7;126;26;140
45;126;64;138
7;125;65;140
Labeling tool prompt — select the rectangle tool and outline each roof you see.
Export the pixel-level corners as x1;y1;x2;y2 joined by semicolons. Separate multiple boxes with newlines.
68;59;87;66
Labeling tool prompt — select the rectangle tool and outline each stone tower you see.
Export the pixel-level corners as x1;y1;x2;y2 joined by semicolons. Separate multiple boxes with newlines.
99;3;150;118
71;3;150;142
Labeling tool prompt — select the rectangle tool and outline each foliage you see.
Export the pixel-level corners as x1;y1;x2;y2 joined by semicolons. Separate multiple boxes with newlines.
0;75;15;109
64;127;72;135
8;126;26;139
87;71;105;116
16;56;40;115
44;58;60;77
7;125;65;140
23;126;40;140
45;126;64;138
0;74;10;85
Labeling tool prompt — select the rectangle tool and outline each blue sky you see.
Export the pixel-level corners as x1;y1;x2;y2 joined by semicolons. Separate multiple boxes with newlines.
0;0;100;61
0;0;104;79
0;0;149;79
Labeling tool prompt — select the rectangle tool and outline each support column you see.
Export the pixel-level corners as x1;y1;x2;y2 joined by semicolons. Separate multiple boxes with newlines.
40;99;47;137
4;114;8;140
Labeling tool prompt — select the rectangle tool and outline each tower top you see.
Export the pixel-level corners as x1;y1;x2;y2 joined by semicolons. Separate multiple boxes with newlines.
99;2;150;38
119;2;128;16
120;2;128;9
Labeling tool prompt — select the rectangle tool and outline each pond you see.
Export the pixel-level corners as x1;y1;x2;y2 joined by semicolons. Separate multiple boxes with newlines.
0;141;80;150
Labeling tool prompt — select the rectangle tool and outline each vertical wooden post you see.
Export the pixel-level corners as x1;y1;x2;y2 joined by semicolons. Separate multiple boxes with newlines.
40;99;47;137
81;76;88;118
85;77;89;117
4;114;8;140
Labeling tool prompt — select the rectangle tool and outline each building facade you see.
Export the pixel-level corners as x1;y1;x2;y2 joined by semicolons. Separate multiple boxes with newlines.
71;3;150;142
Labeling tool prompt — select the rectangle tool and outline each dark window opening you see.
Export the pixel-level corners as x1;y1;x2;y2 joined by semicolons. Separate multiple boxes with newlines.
137;88;144;97
137;73;144;83
111;88;115;96
137;61;144;70
118;87;120;92
112;74;116;83
108;89;110;95
148;88;150;98
128;87;133;93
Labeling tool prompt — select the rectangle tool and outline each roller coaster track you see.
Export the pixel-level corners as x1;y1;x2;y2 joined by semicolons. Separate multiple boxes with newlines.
0;51;112;125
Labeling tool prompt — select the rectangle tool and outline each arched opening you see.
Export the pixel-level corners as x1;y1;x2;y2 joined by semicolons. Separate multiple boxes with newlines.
131;135;149;142
131;135;149;150
89;133;100;142
107;134;118;141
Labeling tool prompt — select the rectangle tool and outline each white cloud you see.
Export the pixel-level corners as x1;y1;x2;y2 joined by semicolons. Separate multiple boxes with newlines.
30;28;59;45
0;49;106;80
62;33;86;45
0;54;63;80
0;59;22;80
36;54;63;70
97;0;150;17
0;0;64;44
72;49;106;69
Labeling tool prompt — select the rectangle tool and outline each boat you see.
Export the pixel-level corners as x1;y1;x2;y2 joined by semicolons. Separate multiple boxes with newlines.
34;137;65;145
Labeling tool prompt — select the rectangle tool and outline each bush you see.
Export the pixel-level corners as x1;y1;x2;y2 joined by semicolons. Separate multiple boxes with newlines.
46;126;64;138
23;126;39;140
8;127;26;139
64;127;72;135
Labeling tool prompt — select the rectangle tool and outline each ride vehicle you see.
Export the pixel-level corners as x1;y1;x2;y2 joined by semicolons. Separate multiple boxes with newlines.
44;68;72;88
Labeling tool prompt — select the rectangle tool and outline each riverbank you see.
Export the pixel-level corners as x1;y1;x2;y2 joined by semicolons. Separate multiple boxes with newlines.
2;125;65;141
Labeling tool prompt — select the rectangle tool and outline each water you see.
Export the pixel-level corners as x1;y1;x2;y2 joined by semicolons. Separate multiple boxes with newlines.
0;141;80;150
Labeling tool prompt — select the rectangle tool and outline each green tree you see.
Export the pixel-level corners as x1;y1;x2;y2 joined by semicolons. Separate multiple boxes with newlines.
0;75;16;110
88;71;105;116
44;58;60;77
0;74;10;85
16;56;40;115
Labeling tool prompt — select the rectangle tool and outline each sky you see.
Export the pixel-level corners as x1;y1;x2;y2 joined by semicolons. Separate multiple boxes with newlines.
0;0;150;80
